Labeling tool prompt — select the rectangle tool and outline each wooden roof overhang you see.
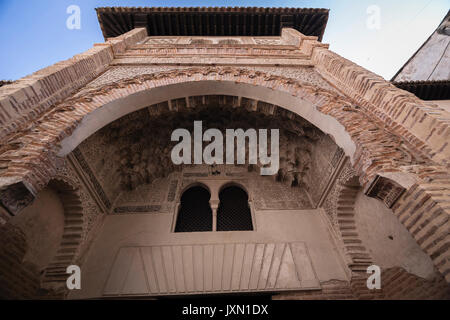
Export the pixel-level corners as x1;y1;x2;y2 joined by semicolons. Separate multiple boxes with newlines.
393;80;450;100
96;7;329;41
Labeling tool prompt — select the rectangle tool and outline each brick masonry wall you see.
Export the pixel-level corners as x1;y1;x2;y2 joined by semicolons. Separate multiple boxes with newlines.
0;64;448;283
0;27;449;290
0;223;47;299
0;161;104;299
0;66;426;192
0;223;37;299
381;267;450;299
308;36;450;166
273;280;357;300
392;173;450;282
273;268;449;300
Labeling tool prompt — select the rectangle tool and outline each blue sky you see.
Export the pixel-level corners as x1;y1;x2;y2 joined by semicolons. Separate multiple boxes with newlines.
0;0;448;80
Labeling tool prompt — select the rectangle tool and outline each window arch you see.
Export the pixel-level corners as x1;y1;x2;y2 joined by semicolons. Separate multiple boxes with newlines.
217;186;253;231
175;186;212;232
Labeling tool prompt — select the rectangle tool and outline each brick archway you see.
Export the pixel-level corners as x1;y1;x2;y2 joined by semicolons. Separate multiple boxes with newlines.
337;174;450;299
41;177;84;291
326;173;381;298
335;176;374;274
329;173;450;299
0;66;449;282
0;176;84;298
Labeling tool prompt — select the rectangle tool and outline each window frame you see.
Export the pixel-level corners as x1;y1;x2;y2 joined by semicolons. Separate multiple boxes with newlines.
171;180;256;233
216;184;254;231
172;183;213;233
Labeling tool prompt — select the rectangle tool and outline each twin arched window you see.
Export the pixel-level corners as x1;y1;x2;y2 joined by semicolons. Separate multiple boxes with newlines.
175;184;253;232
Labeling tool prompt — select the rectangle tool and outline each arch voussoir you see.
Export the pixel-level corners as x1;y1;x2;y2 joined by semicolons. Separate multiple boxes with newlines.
40;177;84;289
0;67;424;195
0;66;449;283
392;173;450;282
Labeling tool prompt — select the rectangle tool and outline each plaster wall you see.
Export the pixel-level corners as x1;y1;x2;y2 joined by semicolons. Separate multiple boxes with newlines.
69;208;348;298
354;190;436;279
10;187;65;271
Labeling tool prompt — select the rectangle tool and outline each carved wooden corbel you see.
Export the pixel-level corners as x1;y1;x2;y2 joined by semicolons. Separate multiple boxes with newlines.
0;181;35;216
365;175;406;208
